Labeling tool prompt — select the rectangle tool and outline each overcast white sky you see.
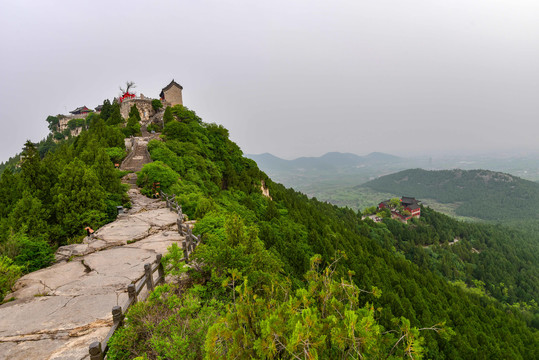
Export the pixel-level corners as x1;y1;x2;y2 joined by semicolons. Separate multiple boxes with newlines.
0;0;538;162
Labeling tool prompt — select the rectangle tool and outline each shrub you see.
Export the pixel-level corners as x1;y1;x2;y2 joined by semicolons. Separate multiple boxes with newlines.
170;105;201;124
151;99;163;112
107;284;222;360
0;256;23;301
67;118;85;130
13;235;54;272
105;147;127;164
137;161;180;194
163;106;174;124
163;120;188;141
46;115;59;132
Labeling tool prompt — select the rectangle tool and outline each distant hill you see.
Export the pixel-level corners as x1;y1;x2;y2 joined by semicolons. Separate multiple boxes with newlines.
363;168;539;221
247;151;401;172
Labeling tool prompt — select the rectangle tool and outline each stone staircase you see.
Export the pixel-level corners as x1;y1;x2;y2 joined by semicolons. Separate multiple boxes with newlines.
120;136;152;172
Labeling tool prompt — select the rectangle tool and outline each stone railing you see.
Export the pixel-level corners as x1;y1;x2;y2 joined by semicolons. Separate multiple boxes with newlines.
88;192;201;359
88;254;164;359
161;191;201;262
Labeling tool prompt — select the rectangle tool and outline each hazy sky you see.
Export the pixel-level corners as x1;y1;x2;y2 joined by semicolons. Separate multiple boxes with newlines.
1;0;538;162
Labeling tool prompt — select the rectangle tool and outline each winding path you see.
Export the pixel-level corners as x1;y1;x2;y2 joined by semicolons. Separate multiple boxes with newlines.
0;136;181;360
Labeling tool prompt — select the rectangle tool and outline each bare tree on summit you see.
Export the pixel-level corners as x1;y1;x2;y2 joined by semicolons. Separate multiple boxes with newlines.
120;81;136;95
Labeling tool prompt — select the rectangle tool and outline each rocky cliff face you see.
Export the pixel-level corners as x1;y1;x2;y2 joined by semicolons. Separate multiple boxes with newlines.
120;98;156;124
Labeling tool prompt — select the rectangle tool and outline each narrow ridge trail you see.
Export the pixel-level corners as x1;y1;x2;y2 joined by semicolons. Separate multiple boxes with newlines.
0;135;183;360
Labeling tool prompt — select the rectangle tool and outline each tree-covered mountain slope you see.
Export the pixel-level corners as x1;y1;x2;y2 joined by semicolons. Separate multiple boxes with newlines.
363;168;539;221
381;207;538;321
106;106;537;359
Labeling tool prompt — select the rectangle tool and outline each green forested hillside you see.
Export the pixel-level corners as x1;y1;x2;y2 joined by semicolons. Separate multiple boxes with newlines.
104;107;538;359
380;207;539;325
363;168;539;221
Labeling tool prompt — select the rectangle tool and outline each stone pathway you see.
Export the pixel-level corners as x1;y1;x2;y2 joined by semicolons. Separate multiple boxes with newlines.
0;137;183;360
121;132;159;172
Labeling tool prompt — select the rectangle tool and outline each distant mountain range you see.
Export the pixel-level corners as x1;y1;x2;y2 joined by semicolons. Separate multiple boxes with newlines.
248;151;401;174
363;168;539;221
247;151;539;187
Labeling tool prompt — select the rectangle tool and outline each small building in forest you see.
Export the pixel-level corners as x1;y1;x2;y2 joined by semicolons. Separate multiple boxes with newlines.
379;196;421;221
400;197;421;218
160;79;183;106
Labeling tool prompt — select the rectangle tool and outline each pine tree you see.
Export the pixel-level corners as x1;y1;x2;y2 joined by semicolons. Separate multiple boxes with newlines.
9;191;49;239
100;99;112;121
20;140;41;193
107;101;123;126
53;158;106;236
0;169;22;218
92;148;121;194
128;104;141;122
163;106;174;124
124;104;141;137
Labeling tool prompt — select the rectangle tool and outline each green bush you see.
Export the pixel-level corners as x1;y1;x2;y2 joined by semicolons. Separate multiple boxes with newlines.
147;140;184;174
107;284;222;360
13;235;54;272
162;106;174;124
0;256;23;301
46;115;59;132
170;105;201;124
123;121;141;137
151;99;163;112
67;118;85;130
105;147;127;164
137;161;180;194
163;120;188;140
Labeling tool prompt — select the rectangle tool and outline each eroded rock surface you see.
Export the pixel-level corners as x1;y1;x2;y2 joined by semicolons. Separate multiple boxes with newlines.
0;186;185;360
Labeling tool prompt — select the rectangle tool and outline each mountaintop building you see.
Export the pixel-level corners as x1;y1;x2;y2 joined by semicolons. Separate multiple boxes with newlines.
160;79;183;107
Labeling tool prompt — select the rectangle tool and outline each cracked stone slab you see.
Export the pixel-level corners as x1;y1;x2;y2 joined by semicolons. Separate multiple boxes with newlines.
0;322;110;360
131;208;178;226
6;261;88;301
0;294;119;335
53;272;133;297
55;243;90;262
128;231;184;254
82;246;158;278
94;217;152;244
